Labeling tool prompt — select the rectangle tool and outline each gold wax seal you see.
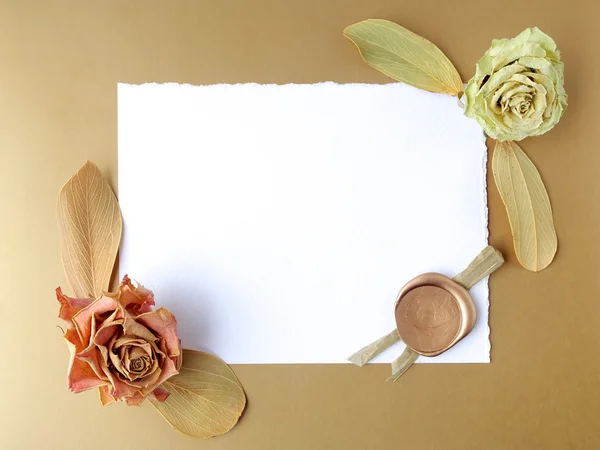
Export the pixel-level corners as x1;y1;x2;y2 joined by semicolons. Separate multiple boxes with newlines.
394;273;476;357
348;246;503;381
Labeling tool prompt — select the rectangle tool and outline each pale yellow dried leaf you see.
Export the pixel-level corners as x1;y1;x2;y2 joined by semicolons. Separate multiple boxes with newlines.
57;161;122;298
492;141;557;272
343;19;463;95
150;350;247;439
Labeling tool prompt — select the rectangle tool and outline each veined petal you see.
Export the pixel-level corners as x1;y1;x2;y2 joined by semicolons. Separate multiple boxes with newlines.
109;275;155;316
99;385;116;406
56;287;93;323
72;296;120;346
136;308;180;357
151;387;170;402
67;356;106;393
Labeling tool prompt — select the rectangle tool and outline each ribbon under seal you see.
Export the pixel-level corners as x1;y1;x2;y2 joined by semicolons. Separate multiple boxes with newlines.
348;246;504;381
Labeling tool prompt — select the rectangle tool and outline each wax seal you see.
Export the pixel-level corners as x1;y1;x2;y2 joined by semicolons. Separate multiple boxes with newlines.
394;273;475;357
347;246;504;381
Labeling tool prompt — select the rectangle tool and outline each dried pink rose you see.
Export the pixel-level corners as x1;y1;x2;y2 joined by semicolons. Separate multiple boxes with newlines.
56;275;182;406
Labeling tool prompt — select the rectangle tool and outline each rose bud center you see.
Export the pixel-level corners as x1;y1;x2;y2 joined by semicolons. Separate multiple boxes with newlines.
108;333;163;383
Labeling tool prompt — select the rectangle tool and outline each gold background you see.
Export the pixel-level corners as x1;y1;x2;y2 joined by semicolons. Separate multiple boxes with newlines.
2;1;598;449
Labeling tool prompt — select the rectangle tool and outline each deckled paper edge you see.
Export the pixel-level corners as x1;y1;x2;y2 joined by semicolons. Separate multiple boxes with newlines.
480;131;491;363
117;80;472;94
415;128;490;364
119;81;406;88
460;85;491;363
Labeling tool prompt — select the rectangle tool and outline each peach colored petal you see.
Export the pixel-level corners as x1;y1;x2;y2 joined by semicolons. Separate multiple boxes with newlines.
125;392;145;406
97;343;110;366
110;275;155;316
72;296;120;346
99;363;138;399
64;327;84;353
155;335;169;356
76;312;98;360
175;339;183;370
94;302;127;329
77;346;108;382
93;322;122;346
112;336;153;352
151;387;170;402
99;385;116;406
68;357;106;393
108;347;126;375
92;307;124;347
135;308;180;357
143;354;179;395
108;377;138;399
124;355;153;382
132;366;163;392
93;322;122;347
122;315;157;342
56;287;93;323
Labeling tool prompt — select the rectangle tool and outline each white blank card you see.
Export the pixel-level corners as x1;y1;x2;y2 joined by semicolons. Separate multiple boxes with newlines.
118;82;488;364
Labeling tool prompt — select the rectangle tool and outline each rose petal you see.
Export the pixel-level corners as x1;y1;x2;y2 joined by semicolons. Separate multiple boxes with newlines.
113;336;153;351
127;366;163;391
97;342;111;366
99;363;139;399
76;313;99;361
64;327;84;353
142;354;179;396
490;42;546;71
99;385;116;406
94;322;122;347
68;356;107;393
56;287;93;323
124;392;146;406
175;339;183;370
122;315;157;342
66;325;105;393
109;348;127;376
481;64;526;96
135;308;180;357
128;345;150;361
92;306;124;342
72;296;120;346
78;344;109;382
110;275;155;316
151;387;170;402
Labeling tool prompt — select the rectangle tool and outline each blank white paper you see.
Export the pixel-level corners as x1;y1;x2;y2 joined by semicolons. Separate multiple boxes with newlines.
118;82;489;364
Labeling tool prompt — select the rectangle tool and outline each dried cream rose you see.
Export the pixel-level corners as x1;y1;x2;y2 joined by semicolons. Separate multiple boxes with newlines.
464;27;567;141
56;275;182;406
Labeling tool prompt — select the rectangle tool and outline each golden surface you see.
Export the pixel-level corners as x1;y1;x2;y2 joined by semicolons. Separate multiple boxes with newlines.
1;1;598;449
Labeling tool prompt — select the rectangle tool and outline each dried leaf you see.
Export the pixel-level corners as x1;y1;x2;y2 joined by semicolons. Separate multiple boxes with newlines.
492;141;557;272
343;19;463;95
150;350;247;439
57;161;123;298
